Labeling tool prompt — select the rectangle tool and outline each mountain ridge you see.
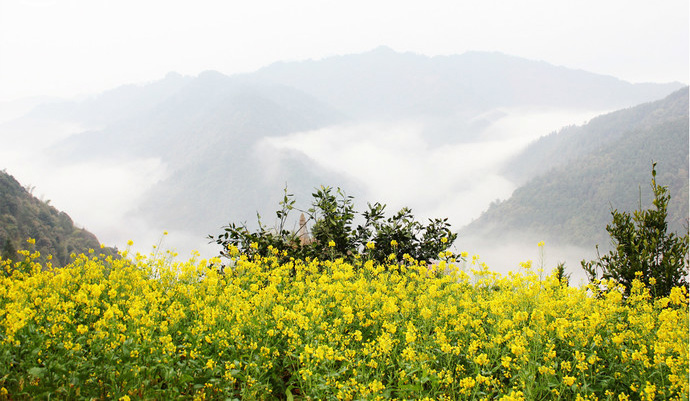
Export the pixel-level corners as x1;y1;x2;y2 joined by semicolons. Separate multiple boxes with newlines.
504;87;690;183
250;48;684;119
462;87;689;249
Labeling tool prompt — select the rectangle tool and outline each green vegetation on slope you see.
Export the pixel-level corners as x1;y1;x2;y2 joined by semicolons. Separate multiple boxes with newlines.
504;87;689;184
463;88;689;249
0;170;115;267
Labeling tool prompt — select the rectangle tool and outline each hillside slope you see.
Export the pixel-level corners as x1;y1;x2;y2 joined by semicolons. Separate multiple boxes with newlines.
462;87;689;248
0;170;116;267
504;87;690;184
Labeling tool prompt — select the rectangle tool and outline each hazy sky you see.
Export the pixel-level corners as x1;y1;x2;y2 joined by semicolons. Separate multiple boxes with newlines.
0;0;688;102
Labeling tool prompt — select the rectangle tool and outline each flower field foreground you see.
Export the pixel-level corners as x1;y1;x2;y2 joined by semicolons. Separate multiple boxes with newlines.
1;246;688;400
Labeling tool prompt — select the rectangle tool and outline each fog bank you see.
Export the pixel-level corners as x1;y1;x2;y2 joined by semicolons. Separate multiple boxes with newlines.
265;108;603;226
1;106;607;265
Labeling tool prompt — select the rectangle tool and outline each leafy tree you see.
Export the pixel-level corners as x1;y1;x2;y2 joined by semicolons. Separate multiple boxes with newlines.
355;202;457;264
582;163;689;298
210;185;459;267
307;186;359;261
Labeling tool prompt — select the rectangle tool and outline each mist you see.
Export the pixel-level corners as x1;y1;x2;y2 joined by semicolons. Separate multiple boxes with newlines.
1;104;602;270
460;233;596;286
4;58;679;278
0;113;214;258
260;107;605;274
264;107;601;224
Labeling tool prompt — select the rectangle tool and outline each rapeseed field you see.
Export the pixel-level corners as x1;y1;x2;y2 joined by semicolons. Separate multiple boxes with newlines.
0;241;687;400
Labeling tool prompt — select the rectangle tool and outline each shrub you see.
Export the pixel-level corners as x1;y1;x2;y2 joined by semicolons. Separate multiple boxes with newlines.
209;186;459;266
582;163;689;298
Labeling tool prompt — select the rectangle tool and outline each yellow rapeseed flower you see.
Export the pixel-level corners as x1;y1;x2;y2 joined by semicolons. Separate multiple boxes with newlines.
0;241;686;399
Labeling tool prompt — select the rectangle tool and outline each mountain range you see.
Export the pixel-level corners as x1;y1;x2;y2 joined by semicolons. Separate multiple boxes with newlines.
251;46;681;118
0;47;686;264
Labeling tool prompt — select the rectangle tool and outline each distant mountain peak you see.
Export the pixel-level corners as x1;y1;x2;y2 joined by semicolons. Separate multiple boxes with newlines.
369;45;396;54
197;70;229;81
164;71;185;80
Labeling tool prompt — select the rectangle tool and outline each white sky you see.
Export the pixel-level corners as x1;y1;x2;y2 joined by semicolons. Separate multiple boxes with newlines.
0;0;688;102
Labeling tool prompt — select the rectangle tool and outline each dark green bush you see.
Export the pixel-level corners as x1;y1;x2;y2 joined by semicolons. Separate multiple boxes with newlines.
210;186;459;266
582;163;689;298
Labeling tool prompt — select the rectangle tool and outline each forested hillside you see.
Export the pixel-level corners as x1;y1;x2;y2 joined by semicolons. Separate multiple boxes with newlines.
462;87;689;248
0;170;115;267
504;87;690;183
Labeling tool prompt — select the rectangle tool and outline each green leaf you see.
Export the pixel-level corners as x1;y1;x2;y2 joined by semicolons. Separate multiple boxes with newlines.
28;366;44;378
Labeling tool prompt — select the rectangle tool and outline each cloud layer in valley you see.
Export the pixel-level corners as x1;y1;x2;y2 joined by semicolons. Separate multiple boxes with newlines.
264;108;603;226
261;107;608;274
1;102;606;268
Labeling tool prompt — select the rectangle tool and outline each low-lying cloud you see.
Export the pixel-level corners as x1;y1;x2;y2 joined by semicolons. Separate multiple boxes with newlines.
264;108;601;225
263;107;604;271
2;105;605;268
460;233;597;285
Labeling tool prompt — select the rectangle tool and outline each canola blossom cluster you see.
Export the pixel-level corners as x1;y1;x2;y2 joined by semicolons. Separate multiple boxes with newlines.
0;242;688;400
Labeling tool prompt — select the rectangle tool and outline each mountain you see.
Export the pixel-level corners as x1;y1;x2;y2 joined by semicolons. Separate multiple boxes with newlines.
250;46;683;121
24;72;194;128
0;170;116;267
2;48;685;254
503;87;690;184
51;70;346;162
46;70;357;235
461;87;689;248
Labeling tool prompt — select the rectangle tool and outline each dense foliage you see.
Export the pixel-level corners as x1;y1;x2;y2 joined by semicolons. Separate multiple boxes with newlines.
210;186;458;266
1;244;688;399
0;170;116;267
582;164;689;298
